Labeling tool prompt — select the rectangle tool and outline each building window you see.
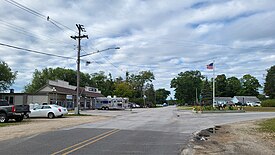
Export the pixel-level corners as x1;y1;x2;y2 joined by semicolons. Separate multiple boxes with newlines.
9;96;14;105
5;96;8;102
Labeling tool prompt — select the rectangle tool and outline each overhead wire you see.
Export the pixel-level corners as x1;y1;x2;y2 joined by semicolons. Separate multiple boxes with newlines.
3;1;274;73
0;42;75;60
4;0;45;19
7;0;274;52
98;52;123;71
4;0;77;33
0;20;69;46
81;49;125;74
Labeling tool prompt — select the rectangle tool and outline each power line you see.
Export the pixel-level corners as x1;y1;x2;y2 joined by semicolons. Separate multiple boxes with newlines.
4;0;45;19
99;52;125;72
4;0;77;33
0;42;74;60
0;20;68;46
80;49;125;74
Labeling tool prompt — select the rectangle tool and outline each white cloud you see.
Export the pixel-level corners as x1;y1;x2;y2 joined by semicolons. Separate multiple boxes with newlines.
0;0;274;96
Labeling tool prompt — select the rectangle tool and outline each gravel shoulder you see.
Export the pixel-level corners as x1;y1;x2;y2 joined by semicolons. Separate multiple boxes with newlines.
0;115;109;141
189;119;275;155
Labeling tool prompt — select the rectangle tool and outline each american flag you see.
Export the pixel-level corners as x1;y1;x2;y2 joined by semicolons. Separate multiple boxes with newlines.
207;63;214;69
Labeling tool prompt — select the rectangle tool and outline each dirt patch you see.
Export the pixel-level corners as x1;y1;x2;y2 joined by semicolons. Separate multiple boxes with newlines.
0;115;108;141
189;120;275;155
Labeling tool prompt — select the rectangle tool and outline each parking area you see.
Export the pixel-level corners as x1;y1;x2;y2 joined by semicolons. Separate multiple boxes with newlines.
0;115;108;141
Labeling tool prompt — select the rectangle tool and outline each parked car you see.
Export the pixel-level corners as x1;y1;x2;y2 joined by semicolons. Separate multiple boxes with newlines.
163;103;168;106
133;104;140;108
235;102;247;106
129;103;140;108
29;105;63;119
253;102;261;107
52;105;68;117
0;99;30;123
247;102;261;107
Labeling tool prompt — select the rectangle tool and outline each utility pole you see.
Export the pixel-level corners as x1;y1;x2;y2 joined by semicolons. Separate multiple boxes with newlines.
196;88;198;106
71;24;88;114
143;90;146;108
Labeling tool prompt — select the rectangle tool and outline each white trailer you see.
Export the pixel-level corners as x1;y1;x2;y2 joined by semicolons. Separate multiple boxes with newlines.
95;96;129;110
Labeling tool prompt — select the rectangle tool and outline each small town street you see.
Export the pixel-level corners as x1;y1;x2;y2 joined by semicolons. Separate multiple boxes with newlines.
0;106;275;155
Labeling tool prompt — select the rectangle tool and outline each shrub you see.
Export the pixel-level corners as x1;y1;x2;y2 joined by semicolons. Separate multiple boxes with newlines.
261;99;275;107
228;106;234;110
203;106;216;111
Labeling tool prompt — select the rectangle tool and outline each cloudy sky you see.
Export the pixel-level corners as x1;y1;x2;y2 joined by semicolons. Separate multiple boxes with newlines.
0;0;274;98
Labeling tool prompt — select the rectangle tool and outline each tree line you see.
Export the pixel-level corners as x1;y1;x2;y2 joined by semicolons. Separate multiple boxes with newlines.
23;67;170;107
170;65;275;105
0;60;274;106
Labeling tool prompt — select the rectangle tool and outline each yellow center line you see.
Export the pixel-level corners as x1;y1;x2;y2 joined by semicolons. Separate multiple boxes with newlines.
62;129;120;155
51;129;118;155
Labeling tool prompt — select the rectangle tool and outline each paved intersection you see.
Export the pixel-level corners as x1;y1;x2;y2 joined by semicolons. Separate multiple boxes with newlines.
0;106;274;155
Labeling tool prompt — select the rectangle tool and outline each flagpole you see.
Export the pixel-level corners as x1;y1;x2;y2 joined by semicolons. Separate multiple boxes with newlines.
213;61;215;108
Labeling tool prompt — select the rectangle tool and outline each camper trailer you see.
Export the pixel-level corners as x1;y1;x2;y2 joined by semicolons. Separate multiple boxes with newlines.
95;96;129;110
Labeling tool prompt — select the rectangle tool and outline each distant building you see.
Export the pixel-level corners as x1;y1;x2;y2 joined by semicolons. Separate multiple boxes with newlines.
214;97;234;106
232;96;261;105
0;80;104;109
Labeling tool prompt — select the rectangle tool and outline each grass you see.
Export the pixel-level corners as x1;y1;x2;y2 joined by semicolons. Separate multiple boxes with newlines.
0;122;20;127
0;119;31;127
243;107;275;112
65;113;92;117
258;118;275;133
190;106;275;112
177;106;194;110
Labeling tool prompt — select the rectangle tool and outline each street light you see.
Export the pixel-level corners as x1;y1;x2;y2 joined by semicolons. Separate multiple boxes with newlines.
0;81;4;94
80;47;120;57
52;87;57;104
75;47;120;114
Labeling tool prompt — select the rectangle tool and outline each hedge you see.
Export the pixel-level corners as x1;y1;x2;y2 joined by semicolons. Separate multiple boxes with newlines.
261;99;275;107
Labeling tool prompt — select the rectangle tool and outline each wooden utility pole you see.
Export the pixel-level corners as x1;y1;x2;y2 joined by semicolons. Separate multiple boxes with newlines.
71;24;88;114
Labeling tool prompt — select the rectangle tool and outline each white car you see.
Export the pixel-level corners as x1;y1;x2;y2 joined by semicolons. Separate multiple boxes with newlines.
29;105;63;119
52;105;68;117
247;102;261;107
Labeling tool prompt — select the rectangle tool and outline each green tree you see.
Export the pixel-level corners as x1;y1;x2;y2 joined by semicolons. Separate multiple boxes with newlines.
24;67;91;93
90;71;114;96
171;70;203;104
215;74;227;97
156;88;170;104
24;69;52;93
240;74;261;96
144;83;156;107
201;78;212;105
264;65;275;98
113;82;134;98
0;61;17;91
128;71;155;98
226;76;241;97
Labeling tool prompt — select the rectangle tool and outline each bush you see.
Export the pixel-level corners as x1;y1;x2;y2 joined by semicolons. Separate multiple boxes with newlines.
228;106;234;110
193;106;216;111
203;106;216;111
261;99;275;107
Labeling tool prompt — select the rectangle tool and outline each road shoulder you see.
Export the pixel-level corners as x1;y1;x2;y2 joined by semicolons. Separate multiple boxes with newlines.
187;119;275;155
0;115;109;141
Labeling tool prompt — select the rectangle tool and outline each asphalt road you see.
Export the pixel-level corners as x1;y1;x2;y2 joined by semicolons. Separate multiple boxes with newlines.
0;106;275;155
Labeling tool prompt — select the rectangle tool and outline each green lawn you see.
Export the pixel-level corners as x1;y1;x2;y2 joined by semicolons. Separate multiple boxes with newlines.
243;107;275;112
0;122;17;127
177;106;194;110
258;118;275;133
0;121;27;127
